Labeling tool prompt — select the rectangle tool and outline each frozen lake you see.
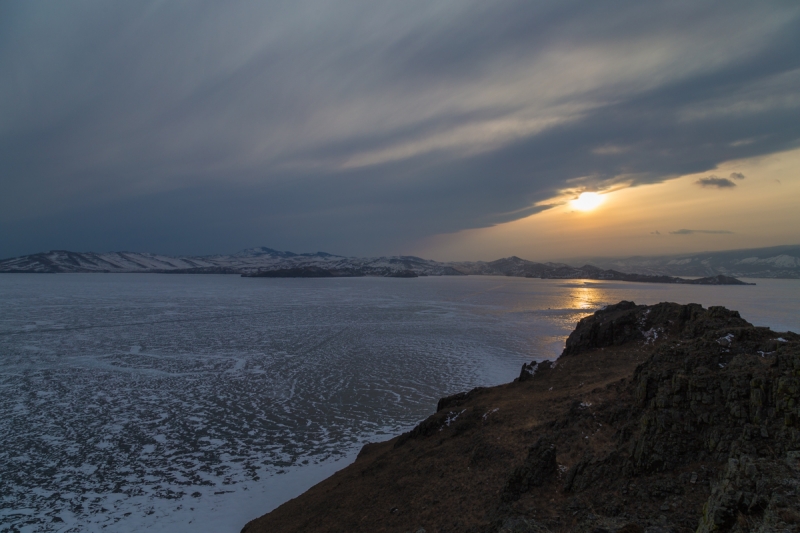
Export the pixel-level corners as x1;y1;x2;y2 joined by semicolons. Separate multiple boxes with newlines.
1;274;798;532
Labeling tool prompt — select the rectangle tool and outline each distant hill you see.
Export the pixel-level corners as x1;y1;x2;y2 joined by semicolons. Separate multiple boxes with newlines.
0;248;463;277
571;245;800;279
0;247;765;284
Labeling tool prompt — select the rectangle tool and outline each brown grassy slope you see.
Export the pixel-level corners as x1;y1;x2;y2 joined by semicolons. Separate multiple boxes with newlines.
242;301;800;533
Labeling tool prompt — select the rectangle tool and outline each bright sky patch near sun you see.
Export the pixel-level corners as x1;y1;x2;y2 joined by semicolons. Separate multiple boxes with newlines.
414;147;800;262
570;192;604;212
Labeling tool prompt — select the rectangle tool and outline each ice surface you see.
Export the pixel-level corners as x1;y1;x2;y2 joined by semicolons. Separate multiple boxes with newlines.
1;275;798;532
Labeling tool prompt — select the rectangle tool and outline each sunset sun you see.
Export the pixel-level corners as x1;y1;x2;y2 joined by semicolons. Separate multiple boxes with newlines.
571;191;603;211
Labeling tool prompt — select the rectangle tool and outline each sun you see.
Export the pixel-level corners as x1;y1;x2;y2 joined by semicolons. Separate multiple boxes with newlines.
571;191;603;211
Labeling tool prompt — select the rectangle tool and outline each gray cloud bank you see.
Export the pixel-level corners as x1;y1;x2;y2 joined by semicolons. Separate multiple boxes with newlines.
1;1;800;257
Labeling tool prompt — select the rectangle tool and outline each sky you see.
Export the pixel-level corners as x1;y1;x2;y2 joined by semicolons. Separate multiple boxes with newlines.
1;0;799;261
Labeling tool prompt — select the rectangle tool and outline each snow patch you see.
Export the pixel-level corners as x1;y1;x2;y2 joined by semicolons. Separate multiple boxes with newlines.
717;333;735;346
441;409;466;430
482;408;499;421
642;327;660;345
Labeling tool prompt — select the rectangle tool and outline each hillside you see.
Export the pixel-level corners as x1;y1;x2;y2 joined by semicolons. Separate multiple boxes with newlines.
242;302;800;533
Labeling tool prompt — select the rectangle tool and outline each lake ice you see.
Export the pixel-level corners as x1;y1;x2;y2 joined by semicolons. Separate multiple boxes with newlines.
1;274;798;532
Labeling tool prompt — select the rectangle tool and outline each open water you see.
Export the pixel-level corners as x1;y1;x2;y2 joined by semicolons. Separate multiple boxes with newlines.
1;274;798;532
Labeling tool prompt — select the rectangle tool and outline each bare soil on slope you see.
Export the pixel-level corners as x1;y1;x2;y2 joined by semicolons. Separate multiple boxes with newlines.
242;302;800;533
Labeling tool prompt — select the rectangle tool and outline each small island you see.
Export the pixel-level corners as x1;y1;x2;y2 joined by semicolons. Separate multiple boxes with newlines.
243;266;343;278
242;266;419;278
531;268;755;285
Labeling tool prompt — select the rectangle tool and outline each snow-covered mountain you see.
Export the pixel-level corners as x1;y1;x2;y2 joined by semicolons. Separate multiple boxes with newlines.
0;248;464;276
573;245;800;279
0;250;222;273
2;245;797;278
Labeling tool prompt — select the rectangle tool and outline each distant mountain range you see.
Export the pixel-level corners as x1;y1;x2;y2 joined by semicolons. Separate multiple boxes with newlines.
0;247;463;276
1;244;797;280
572;245;800;279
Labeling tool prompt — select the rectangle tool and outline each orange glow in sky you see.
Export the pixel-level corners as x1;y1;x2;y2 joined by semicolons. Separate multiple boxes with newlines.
414;147;800;262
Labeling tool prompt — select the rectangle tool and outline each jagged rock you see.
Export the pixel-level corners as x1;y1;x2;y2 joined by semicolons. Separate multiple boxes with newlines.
517;360;554;382
502;437;557;501
242;302;800;533
436;387;487;412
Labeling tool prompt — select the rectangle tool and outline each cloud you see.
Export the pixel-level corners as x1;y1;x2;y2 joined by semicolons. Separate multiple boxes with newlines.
669;229;734;235
696;176;738;188
694;171;745;188
0;1;799;257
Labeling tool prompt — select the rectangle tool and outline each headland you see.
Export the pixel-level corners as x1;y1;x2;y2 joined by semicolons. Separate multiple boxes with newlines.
242;301;800;533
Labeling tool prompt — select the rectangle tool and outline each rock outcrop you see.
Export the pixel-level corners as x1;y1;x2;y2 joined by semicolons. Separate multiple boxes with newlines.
242;302;799;533
553;302;800;532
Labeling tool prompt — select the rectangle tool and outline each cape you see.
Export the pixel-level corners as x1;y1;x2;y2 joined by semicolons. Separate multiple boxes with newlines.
242;301;800;533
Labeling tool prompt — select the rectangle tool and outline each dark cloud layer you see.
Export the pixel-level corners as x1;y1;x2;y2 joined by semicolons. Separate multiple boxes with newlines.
1;1;799;257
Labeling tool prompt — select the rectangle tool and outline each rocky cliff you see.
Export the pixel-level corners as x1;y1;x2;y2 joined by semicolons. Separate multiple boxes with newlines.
242;302;800;533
